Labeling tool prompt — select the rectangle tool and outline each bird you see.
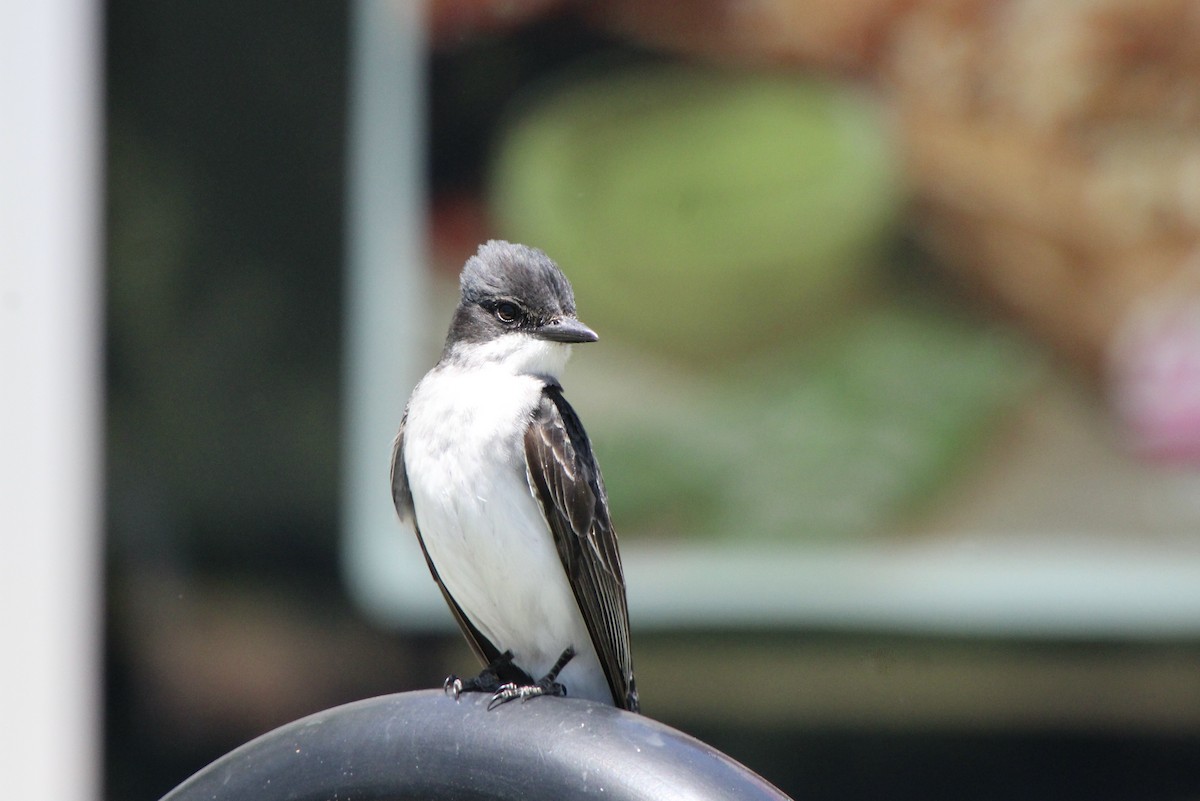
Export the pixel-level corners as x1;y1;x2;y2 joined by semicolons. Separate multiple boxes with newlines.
391;240;638;712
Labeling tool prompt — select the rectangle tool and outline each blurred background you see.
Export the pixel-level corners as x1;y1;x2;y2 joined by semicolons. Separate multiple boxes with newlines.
101;0;1200;799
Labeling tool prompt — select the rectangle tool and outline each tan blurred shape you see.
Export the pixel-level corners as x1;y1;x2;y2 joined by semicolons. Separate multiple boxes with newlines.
586;0;915;72
886;0;1200;370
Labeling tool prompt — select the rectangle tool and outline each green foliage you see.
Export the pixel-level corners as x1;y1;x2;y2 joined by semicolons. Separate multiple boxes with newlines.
586;300;1041;542
490;65;900;363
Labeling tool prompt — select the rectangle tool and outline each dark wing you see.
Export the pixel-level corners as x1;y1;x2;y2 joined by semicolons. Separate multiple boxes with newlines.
524;384;639;712
391;413;511;676
390;412;415;522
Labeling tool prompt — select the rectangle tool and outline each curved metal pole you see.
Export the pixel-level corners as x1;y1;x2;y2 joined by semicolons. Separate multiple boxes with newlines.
161;690;792;800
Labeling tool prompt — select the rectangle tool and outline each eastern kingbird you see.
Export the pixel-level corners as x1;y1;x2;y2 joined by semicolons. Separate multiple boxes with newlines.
391;240;639;712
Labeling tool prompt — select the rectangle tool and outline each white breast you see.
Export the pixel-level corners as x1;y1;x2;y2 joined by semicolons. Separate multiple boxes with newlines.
402;360;610;704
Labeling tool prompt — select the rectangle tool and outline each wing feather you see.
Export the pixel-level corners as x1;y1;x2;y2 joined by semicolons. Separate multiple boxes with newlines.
524;385;639;712
390;413;414;522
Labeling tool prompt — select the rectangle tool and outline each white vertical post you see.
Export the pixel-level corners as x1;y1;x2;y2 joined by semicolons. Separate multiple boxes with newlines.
342;0;442;624
0;1;103;799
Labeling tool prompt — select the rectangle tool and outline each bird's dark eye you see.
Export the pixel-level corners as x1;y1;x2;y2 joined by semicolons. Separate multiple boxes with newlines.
494;302;520;324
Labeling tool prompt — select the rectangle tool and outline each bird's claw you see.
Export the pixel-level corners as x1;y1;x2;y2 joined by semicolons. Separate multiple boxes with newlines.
487;679;567;710
443;652;512;702
486;645;575;709
444;647;575;709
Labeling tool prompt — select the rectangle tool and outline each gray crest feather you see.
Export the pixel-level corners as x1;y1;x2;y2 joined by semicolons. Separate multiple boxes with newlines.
460;240;576;313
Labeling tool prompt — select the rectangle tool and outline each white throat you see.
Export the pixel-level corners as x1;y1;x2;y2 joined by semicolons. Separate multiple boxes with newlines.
446;332;572;380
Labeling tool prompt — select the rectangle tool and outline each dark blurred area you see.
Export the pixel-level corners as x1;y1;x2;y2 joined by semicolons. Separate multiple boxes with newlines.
104;5;623;797
105;1;352;795
106;2;1200;800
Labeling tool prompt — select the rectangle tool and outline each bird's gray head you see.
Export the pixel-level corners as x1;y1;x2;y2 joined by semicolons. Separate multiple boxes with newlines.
443;240;597;376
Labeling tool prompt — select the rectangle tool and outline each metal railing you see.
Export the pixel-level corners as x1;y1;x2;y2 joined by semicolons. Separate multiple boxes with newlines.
161;690;791;800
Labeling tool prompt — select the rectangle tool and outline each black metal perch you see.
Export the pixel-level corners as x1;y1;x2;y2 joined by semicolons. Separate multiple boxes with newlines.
160;689;792;800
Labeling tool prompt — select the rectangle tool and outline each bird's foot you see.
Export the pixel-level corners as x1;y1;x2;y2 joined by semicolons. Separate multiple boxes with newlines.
487;646;576;710
444;650;516;701
487;679;566;709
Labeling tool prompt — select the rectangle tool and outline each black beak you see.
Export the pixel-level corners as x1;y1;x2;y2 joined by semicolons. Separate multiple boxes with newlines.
536;317;599;344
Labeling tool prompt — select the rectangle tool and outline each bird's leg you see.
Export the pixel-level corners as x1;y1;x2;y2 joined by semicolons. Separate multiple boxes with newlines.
444;650;517;700
488;646;576;710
